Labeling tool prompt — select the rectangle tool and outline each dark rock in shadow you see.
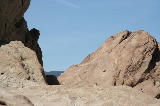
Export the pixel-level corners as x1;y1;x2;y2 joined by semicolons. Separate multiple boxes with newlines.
0;40;10;47
46;75;60;85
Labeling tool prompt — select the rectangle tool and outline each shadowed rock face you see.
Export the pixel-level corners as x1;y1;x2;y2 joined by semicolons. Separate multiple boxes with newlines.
46;75;60;85
58;30;160;98
0;0;43;66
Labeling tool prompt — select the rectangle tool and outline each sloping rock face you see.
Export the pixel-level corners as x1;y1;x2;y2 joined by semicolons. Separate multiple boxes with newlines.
0;41;46;86
0;0;43;66
58;30;160;98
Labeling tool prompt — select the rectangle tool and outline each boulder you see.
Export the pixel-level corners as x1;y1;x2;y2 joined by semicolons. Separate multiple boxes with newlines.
0;87;34;106
0;0;43;66
58;30;160;98
0;41;46;86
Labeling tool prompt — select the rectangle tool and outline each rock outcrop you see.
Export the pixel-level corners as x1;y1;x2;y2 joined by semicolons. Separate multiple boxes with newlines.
1;0;160;105
58;30;160;98
0;0;43;66
0;41;46;86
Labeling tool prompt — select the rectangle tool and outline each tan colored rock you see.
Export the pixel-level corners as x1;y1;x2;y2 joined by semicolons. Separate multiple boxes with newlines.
0;0;43;66
134;79;160;98
0;87;34;106
58;30;160;98
133;42;160;98
0;41;46;86
16;81;160;106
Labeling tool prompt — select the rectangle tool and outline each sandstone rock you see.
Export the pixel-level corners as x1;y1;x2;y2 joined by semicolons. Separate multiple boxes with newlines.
133;42;160;98
0;41;46;86
0;74;40;91
58;30;160;98
0;0;43;66
134;79;160;98
16;81;160;106
0;87;34;106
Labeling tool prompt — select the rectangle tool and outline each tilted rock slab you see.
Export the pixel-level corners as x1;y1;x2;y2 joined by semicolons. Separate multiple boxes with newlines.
0;41;46;86
0;0;43;66
58;30;160;98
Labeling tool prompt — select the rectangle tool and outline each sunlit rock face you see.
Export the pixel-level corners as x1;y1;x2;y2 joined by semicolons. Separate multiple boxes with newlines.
1;0;160;105
0;41;46;86
58;30;160;98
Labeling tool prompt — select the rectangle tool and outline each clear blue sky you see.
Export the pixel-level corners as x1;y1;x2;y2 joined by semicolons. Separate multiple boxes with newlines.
24;0;160;72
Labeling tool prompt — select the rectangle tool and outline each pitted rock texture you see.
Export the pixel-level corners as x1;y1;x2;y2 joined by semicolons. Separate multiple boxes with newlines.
58;30;160;98
0;0;43;66
16;81;160;106
0;87;34;106
0;41;46;85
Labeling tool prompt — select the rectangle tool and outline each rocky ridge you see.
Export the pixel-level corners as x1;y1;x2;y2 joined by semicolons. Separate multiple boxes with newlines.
0;0;160;106
58;30;160;99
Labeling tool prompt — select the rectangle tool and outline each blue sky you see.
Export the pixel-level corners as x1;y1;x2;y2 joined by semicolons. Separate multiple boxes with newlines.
24;0;160;72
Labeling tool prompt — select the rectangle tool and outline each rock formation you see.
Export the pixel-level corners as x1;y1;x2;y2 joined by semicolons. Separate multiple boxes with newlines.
0;0;43;66
2;40;160;106
0;41;47;105
1;0;160;105
0;41;46;86
58;30;160;98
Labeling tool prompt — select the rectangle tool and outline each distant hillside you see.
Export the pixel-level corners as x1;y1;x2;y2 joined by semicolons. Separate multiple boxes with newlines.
45;71;64;77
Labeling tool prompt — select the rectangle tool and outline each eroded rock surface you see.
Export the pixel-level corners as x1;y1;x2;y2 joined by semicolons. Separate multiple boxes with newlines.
16;81;160;106
0;87;34;106
0;0;43;66
0;41;46;86
58;30;160;98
